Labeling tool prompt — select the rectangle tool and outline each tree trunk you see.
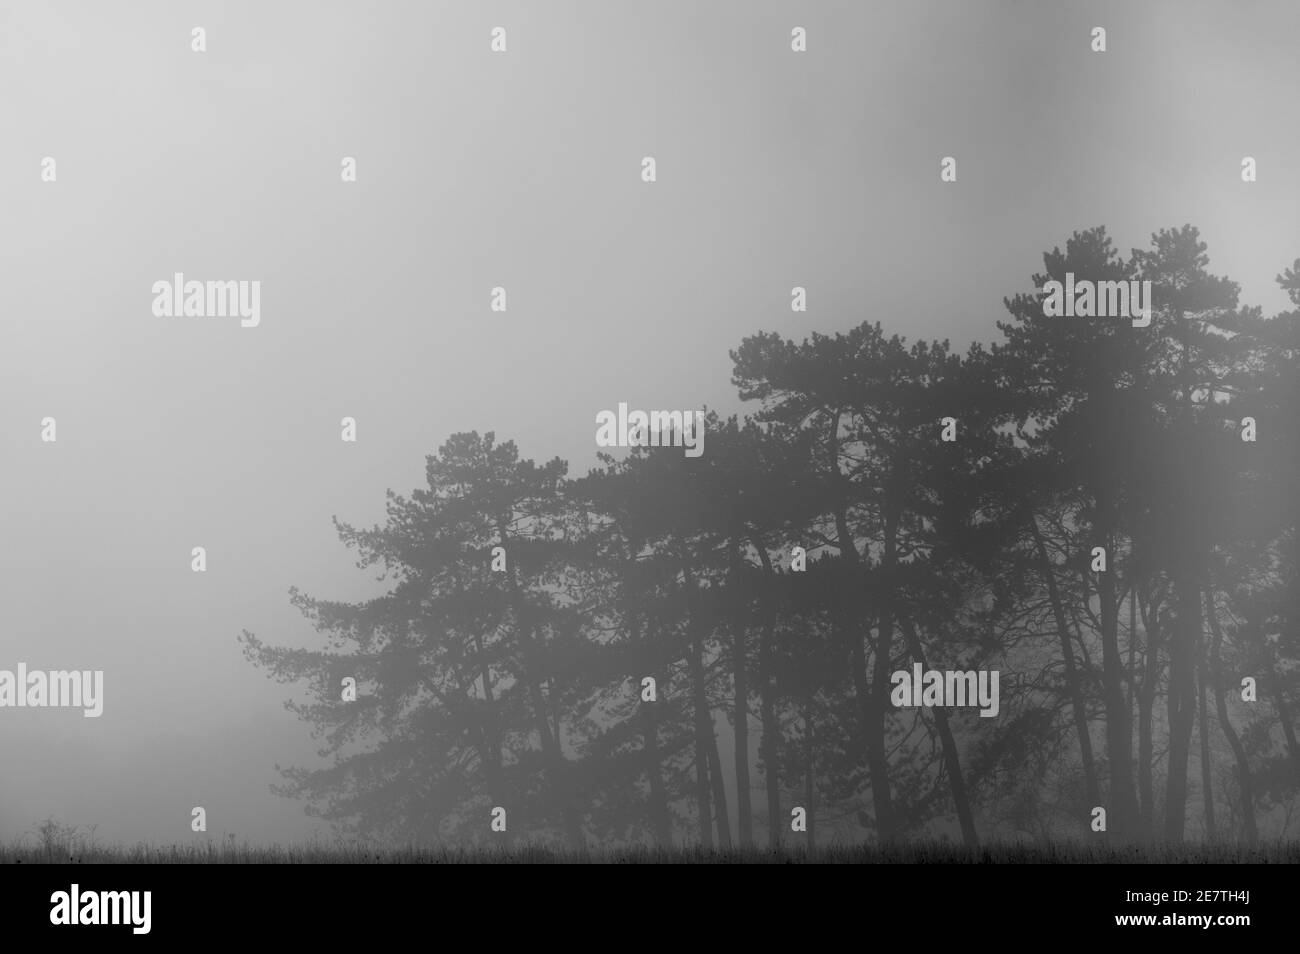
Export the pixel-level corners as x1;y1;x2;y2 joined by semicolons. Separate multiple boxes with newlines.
752;536;782;849
689;627;714;849
1197;626;1216;841
1136;593;1161;841
729;538;753;848
1163;570;1200;842
826;410;895;842
847;610;893;841
1205;588;1257;844
898;614;977;846
641;702;673;846
1029;514;1100;813
681;562;731;849
1273;683;1300;789
704;718;732;848
863;508;899;842
1127;582;1137;714
473;633;505;810
499;521;583;848
1095;511;1140;841
1251;611;1300;789
804;694;816;855
837;504;889;842
626;578;672;846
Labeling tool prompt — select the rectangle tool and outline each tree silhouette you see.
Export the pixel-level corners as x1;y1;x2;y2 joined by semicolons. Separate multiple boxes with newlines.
242;226;1300;850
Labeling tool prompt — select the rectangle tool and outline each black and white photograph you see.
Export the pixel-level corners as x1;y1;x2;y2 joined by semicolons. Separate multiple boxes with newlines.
1;0;1296;940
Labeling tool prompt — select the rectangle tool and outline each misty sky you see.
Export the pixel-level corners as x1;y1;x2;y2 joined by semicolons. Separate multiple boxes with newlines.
1;0;1297;845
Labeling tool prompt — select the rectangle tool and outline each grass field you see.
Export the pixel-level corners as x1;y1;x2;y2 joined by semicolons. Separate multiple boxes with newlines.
5;839;1299;864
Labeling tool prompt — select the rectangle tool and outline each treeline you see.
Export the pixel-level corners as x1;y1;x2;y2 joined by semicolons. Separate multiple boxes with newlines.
240;225;1300;848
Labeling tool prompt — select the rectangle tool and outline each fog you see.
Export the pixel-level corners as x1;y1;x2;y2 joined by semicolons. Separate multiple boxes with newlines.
1;0;1296;846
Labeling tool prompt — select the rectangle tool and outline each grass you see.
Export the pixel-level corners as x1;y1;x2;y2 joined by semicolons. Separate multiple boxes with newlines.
5;839;1299;864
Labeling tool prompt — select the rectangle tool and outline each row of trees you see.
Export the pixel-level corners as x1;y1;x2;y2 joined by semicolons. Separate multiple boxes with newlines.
241;225;1300;847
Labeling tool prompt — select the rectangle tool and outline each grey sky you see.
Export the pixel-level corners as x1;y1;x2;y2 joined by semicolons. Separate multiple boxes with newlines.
1;0;1297;845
